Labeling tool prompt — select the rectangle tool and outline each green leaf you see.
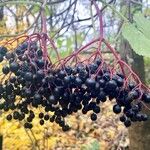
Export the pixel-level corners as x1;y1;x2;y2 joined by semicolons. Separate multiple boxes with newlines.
57;39;64;48
59;50;70;58
144;8;150;16
90;140;100;150
122;23;150;57
45;5;53;16
66;37;73;55
32;5;51;16
80;140;100;150
66;38;72;50
134;13;150;39
77;33;84;45
32;5;40;14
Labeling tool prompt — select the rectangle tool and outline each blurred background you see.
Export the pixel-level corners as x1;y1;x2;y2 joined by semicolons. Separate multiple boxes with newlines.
0;0;150;150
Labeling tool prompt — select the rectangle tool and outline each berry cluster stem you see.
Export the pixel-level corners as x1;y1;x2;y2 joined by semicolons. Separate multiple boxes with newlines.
41;0;48;61
92;0;103;39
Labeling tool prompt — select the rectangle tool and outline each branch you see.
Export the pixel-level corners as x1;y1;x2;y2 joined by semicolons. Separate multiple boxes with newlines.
50;0;76;17
47;0;67;5
130;0;143;5
0;1;41;7
98;0;129;22
60;0;73;32
90;1;96;35
49;0;116;38
0;11;41;38
52;0;78;38
101;0;116;11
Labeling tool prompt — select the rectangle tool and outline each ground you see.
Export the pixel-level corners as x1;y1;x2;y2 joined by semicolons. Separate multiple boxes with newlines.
0;100;129;150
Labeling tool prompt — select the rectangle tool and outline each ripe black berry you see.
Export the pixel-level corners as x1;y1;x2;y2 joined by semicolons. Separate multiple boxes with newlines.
2;66;10;74
124;119;131;127
37;50;43;57
9;62;19;73
36;59;45;68
143;93;150;103
39;112;44;118
141;114;148;121
27;117;32;122
50;115;55;122
24;72;33;81
36;70;44;80
6;114;12;121
62;125;70;132
24;122;33;129
85;78;96;88
75;77;83;87
113;104;121;114
58;70;66;79
48;95;57;105
0;54;3;62
40;119;44;125
120;115;126;122
9;76;16;83
90;113;97;121
99;79;105;87
105;80;117;91
93;106;100;114
0;46;7;56
97;91;106;102
44;114;49;121
13;111;20;120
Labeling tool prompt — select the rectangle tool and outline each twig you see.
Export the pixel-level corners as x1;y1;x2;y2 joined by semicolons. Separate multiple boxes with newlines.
90;1;96;35
30;129;40;150
0;1;41;7
41;0;47;33
99;0;129;22
47;0;67;5
54;0;77;37
101;0;115;11
92;0;104;39
0;9;41;38
130;0;144;5
49;0;76;18
24;128;35;147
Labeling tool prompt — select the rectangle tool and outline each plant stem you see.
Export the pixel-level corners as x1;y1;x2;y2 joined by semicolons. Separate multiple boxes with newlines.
41;0;47;33
41;0;48;60
90;2;96;36
92;0;104;39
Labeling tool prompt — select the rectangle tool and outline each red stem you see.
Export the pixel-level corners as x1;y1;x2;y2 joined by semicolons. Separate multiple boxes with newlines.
41;3;47;34
92;0;103;39
102;39;126;79
41;1;48;61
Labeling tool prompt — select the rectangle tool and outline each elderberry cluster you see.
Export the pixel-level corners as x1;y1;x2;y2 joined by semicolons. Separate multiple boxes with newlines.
0;42;150;131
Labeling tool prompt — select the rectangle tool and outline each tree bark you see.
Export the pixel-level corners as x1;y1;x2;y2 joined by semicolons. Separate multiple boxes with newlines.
121;36;150;150
120;0;150;149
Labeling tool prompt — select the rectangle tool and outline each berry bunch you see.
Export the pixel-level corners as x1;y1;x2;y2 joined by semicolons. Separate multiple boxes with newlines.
0;34;149;132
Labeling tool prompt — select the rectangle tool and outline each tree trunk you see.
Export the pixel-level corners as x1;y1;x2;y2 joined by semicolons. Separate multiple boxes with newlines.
121;38;150;150
120;0;150;149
